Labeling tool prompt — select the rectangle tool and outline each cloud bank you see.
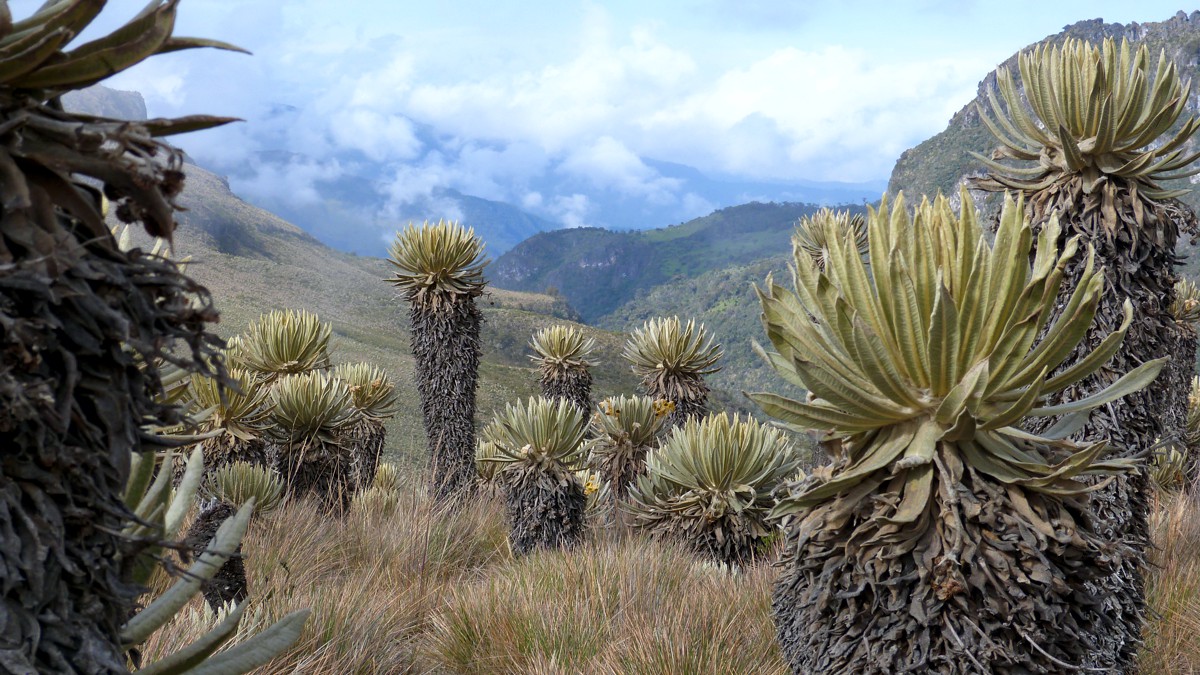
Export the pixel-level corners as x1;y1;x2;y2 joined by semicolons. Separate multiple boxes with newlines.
95;1;1007;235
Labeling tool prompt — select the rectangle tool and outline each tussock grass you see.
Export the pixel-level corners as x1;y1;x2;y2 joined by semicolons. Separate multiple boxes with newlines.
423;536;784;673
1141;489;1200;673
141;477;1199;673
141;480;509;673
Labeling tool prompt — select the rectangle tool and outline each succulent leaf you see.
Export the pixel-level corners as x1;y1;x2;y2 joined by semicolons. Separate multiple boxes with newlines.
119;453;307;672
586;395;670;498
184;367;271;441
623;317;722;423
387;219;488;308
762;190;1171;672
237;309;332;381
207;461;285;515
333;362;399;420
482;397;588;479
529;325;597;372
1170;278;1200;324
267;371;356;442
475;440;505;485
972;37;1200;229
792;207;868;270
752;190;1161;514
625;413;798;565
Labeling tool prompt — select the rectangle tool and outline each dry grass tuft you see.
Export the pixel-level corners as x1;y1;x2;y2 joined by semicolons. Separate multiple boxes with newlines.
1141;488;1200;674
420;535;785;673
141;480;509;674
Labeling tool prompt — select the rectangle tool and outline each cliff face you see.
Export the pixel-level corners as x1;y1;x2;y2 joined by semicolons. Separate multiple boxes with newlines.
887;12;1200;216
62;85;147;120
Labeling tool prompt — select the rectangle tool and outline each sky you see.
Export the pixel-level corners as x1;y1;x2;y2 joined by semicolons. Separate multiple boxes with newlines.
14;1;1200;234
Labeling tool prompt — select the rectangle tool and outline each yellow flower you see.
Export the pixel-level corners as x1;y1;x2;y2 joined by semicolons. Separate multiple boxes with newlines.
576;469;601;496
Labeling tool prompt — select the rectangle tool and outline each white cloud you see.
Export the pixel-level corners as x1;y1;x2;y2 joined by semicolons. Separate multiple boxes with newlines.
559;136;683;204
402;19;698;154
102;0;1009;234
388;26;985;183
522;191;544;209
549;194;592;229
328;109;422;162
638;45;987;180
681;192;716;219
231;157;345;205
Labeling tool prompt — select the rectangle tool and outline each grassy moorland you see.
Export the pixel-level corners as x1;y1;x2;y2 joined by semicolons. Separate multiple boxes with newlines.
126;140;1199;675
142;477;1199;674
149;164;641;465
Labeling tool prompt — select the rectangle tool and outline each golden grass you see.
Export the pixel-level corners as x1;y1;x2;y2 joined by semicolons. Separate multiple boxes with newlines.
424;537;784;674
142;479;783;674
142;480;1200;674
1141;489;1200;674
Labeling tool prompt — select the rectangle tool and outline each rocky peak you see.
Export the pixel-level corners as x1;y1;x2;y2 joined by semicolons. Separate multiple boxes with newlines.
62;85;148;120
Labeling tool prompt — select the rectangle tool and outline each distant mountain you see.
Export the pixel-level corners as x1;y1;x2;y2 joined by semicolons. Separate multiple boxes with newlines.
63;86;147;120
888;12;1200;217
229;148;883;258
542;158;884;232
646;159;884;209
490;201;851;321
63;85;883;260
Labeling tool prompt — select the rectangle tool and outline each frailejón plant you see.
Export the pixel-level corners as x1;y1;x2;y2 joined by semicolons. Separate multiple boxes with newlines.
623;316;722;426
586;395;670;500
529;324;597;415
753;191;1164;673
483;397;588;554
388;220;488;500
970;38;1200;665
625;413;797;566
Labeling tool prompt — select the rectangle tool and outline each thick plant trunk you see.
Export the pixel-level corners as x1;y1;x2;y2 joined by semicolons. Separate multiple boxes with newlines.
0;247;220;671
184;500;248;613
0;404;135;674
172;434;273;486
646;373;709;428
504;476;586;555
679;517;763;568
1164;325;1198;491
540;367;592;417
1022;197;1187;672
346;418;386;493
599;442;649;501
411;299;482;501
773;452;1121;674
276;437;357;512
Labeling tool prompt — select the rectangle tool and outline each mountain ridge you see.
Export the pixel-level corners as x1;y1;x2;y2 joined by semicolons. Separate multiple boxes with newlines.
491;201;851;321
888;12;1200;213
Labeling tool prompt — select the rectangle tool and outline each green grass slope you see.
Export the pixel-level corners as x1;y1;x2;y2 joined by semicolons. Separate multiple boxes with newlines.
490;202;845;322
597;255;803;401
148;164;639;465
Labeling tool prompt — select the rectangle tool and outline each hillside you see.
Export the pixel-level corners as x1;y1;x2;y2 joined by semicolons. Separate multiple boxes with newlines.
888;12;1200;217
491;201;845;321
597;255;803;399
132;163;638;465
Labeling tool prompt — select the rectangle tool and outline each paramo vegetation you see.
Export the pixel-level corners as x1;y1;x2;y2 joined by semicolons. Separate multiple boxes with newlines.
0;2;1199;674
